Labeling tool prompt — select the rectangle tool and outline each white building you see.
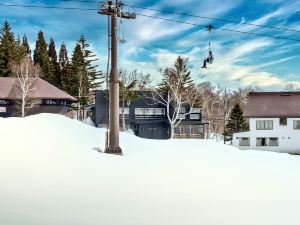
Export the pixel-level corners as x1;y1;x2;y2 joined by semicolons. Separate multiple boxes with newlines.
233;92;300;154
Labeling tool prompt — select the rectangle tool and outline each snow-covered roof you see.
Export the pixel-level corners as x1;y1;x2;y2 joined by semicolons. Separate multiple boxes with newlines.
244;91;300;117
0;77;76;101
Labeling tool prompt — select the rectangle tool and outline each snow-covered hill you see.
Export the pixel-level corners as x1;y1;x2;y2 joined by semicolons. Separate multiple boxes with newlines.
1;114;300;225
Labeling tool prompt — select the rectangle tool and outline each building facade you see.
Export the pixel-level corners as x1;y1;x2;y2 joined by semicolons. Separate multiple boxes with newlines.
94;90;208;139
0;77;76;117
233;92;300;153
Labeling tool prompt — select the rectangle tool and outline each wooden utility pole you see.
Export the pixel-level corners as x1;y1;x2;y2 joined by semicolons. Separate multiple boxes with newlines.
98;1;136;154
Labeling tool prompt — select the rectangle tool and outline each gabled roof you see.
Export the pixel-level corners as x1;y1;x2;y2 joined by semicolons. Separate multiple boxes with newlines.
0;77;76;101
244;92;300;118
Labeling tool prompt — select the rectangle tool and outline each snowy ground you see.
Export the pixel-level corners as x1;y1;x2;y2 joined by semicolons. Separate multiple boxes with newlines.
1;114;300;225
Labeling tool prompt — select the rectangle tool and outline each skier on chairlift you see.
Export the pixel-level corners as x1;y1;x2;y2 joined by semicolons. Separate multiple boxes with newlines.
201;25;214;69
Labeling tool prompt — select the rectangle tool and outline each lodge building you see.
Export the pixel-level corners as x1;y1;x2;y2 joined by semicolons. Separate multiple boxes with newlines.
92;90;208;139
0;77;76;117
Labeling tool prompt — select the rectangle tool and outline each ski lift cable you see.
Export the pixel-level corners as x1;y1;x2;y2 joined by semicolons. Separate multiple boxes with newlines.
60;0;300;33
0;3;300;42
136;13;300;42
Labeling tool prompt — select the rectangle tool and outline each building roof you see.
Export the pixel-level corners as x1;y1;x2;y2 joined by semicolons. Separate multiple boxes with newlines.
0;77;76;101
244;92;300;118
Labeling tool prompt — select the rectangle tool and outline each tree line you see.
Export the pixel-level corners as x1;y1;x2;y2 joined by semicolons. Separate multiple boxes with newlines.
0;21;103;119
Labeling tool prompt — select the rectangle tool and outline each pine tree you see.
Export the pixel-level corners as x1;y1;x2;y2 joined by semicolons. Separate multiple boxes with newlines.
33;31;54;83
59;43;71;92
159;56;194;95
15;35;28;63
33;31;47;67
78;35;103;95
0;21;17;77
224;103;248;142
22;35;31;56
71;43;87;120
48;38;61;88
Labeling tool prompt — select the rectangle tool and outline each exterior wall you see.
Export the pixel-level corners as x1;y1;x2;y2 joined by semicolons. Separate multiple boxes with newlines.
233;117;300;153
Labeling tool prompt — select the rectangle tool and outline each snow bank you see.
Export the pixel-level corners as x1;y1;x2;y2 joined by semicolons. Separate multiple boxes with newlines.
1;113;300;225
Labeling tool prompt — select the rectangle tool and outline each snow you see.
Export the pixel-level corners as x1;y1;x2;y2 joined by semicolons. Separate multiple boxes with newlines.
1;113;300;225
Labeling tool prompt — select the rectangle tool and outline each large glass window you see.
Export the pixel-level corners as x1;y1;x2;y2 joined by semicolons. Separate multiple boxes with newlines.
268;137;279;146
293;120;300;129
134;108;144;115
134;108;165;116
154;108;165;115
190;114;200;120
256;120;273;130
256;137;279;146
239;137;250;146
256;138;268;146
190;108;201;113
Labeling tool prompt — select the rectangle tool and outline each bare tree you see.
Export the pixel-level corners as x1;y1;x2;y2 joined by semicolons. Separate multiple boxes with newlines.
11;57;40;117
150;57;199;139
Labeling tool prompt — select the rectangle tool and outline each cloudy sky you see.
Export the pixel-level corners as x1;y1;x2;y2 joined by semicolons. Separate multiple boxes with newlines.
1;0;300;90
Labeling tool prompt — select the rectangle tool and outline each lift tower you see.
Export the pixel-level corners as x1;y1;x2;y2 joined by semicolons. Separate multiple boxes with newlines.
98;1;136;154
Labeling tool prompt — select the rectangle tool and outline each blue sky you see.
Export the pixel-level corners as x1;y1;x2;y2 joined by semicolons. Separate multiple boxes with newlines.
1;0;300;90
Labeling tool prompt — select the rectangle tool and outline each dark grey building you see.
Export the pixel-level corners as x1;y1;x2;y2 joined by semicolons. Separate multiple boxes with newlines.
94;90;208;139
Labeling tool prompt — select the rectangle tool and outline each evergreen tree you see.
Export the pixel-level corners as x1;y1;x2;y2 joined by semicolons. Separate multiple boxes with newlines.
0;21;17;77
33;31;54;83
22;35;31;56
48;38;61;88
159;56;194;95
59;43;71;92
224;103;248;142
15;34;28;62
71;43;87;120
33;31;47;67
78;35;103;94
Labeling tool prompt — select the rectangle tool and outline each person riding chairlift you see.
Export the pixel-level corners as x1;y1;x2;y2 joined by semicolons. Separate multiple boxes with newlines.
201;50;214;69
201;25;214;69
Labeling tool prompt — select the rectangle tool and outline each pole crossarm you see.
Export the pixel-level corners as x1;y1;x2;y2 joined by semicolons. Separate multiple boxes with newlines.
98;1;136;19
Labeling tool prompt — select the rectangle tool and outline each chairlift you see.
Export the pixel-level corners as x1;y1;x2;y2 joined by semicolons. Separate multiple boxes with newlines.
201;25;214;69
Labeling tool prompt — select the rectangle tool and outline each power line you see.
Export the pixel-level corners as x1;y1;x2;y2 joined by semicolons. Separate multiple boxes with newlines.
60;0;97;2
127;5;300;34
58;0;300;33
136;13;300;42
0;3;299;42
0;3;96;11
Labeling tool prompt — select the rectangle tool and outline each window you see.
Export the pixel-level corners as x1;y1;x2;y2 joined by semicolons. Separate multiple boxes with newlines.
0;100;10;105
268;137;279;146
154;108;165;115
190;114;200;120
190;126;202;134
135;108;144;115
179;107;186;119
293;120;300;129
256;137;279;146
0;107;6;113
280;117;287;126
256;138;267;146
190;108;201;113
239;137;250;146
256;120;273;130
135;108;165;116
119;107;129;115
